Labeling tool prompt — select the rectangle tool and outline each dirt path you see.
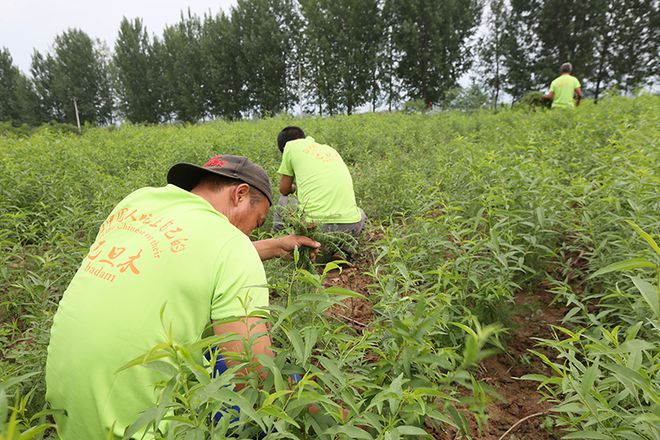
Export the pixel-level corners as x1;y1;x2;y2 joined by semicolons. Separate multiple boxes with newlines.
463;288;565;440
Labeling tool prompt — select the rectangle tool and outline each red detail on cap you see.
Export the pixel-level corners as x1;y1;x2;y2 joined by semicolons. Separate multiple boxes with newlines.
205;156;226;167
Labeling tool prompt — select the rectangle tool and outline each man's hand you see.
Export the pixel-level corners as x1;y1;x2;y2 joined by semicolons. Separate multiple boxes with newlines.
253;236;320;261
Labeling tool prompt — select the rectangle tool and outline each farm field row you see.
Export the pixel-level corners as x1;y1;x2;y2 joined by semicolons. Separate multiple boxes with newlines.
1;96;659;439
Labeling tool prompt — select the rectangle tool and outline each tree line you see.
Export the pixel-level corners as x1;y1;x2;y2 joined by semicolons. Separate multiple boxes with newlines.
0;0;657;126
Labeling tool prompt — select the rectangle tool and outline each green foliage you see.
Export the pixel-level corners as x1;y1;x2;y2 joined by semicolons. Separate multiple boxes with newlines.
29;29;114;126
0;49;39;127
115;265;500;439
475;0;507;108
401;99;428;114
0;373;55;439
299;0;382;115
387;0;482;105
525;222;660;439
439;85;490;111
3;1;660;124
200;11;246;120
160;11;206;122
0;96;658;437
113;17;163;123
233;0;297;117
514;91;550;109
53;29;114;125
283;212;358;270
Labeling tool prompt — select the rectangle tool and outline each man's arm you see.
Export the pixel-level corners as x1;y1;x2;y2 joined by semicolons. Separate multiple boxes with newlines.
214;317;336;416
253;236;320;261
575;87;583;106
279;175;295;196
213;317;273;387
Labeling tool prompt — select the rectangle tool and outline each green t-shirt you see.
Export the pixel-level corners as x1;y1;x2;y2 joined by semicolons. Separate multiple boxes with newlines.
277;137;361;224
45;184;268;439
550;74;581;109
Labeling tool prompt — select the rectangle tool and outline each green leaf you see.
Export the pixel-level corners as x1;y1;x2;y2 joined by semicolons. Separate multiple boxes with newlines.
262;389;293;407
395;425;431;436
318;356;345;387
627;220;660;257
0;389;7;432
257;405;300;428
580;362;600;397
18;424;56;440
630;276;660;319
553;402;585;413
562;431;612;439
257;354;286;393
122;407;160;439
323;425;374;439
588;258;656;279
286;328;305;363
0;372;40;391
116;343;172;373
144;360;178;377
322;286;367;299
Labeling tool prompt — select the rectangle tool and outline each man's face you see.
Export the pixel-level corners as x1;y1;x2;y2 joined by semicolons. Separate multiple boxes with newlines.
231;194;270;236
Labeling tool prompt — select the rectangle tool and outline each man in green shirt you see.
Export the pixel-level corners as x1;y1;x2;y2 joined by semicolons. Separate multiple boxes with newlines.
544;62;583;109
274;126;366;236
45;155;319;439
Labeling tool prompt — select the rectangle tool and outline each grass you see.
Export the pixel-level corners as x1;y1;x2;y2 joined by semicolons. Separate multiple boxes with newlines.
1;95;659;438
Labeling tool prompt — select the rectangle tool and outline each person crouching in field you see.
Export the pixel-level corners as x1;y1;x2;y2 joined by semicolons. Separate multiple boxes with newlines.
45;155;319;439
543;62;583;109
274;126;367;236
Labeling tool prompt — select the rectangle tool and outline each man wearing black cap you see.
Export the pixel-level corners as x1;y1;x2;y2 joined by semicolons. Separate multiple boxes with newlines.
45;155;319;439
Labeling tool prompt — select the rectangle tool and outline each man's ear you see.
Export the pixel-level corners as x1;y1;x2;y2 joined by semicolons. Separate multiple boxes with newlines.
231;183;252;205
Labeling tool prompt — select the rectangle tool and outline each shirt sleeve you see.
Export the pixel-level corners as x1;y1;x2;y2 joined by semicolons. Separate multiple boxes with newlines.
574;77;581;89
210;235;269;321
277;146;294;177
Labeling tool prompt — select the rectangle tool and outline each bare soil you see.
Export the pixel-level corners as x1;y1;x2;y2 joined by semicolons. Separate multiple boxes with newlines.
463;288;565;440
323;253;375;332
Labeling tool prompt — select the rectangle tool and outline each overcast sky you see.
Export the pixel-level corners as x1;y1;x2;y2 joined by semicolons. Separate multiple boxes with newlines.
1;0;236;74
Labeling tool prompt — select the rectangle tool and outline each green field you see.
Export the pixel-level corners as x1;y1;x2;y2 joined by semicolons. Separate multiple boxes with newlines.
1;96;659;439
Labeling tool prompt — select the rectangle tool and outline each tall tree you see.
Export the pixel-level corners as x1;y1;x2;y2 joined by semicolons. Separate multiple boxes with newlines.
201;11;247;120
501;0;543;101
476;0;508;108
232;0;297;116
161;11;206;122
379;0;402;111
606;0;659;95
299;0;383;115
388;0;482;106
30;51;64;122
113;17;162;123
0;48;21;122
33;29;114;125
0;49;40;125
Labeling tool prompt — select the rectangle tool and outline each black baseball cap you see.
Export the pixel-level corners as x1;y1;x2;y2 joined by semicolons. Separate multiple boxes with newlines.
167;154;273;205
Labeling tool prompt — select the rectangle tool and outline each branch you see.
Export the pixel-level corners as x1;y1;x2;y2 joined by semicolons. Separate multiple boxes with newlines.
497;411;548;440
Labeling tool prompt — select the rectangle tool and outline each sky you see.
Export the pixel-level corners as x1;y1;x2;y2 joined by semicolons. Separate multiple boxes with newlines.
0;0;236;74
